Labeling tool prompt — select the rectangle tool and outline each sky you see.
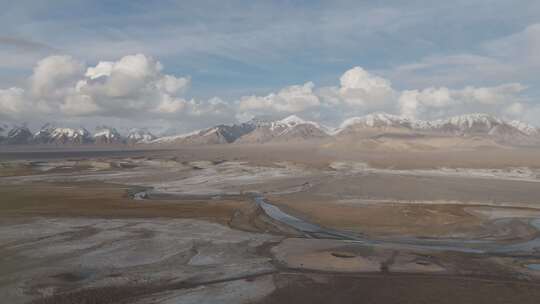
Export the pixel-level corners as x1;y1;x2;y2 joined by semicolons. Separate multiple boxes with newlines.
1;0;540;134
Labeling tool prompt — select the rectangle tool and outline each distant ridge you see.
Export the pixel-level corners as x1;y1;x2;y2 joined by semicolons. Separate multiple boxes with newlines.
1;113;538;146
235;115;329;143
34;124;92;144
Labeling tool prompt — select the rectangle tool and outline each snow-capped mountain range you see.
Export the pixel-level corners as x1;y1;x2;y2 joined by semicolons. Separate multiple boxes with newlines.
126;129;157;144
151;123;256;145
34;124;92;144
508;120;539;136
337;113;413;132
93;126;122;144
0;124;157;145
236;115;329;143
0;113;538;146
1;125;33;144
334;113;539;138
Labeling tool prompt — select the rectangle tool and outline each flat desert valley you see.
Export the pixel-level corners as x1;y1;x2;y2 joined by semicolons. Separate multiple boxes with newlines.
2;143;540;303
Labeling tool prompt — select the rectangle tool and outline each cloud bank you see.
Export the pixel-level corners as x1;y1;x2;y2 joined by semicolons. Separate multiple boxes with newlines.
0;53;537;133
0;54;236;132
236;66;532;125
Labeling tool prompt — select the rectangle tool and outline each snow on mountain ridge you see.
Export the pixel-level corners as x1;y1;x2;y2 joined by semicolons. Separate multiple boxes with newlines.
53;128;88;138
5;125;33;144
1;112;538;146
508;120;538;136
33;124;92;144
339;113;412;130
94;128;119;138
268;115;319;130
430;113;503;130
279;115;316;126
236;114;329;143
52;128;89;141
93;126;122;144
149;129;204;144
337;112;537;136
0;123;10;139
127;129;156;144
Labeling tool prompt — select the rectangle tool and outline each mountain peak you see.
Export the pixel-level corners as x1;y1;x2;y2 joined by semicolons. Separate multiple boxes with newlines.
34;125;91;144
276;115;322;129
93;126;121;143
1;112;539;146
279;115;306;125
445;113;502;126
0;123;11;138
339;112;411;130
5;125;33;144
428;113;504;134
127;128;156;144
508;120;539;136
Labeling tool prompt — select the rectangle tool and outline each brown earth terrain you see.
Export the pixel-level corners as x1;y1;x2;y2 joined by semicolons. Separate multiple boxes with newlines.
1;145;540;303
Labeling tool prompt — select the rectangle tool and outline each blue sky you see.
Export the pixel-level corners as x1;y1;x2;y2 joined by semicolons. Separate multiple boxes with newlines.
1;1;540;132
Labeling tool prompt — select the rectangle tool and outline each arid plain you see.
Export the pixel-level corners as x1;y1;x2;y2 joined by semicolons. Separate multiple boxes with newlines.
2;143;540;303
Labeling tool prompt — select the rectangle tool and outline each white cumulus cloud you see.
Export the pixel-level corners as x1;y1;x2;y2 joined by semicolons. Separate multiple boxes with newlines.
337;66;396;107
236;65;533;126
0;87;26;119
239;81;320;114
0;54;536;131
30;55;84;99
398;83;527;120
0;53;237;131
